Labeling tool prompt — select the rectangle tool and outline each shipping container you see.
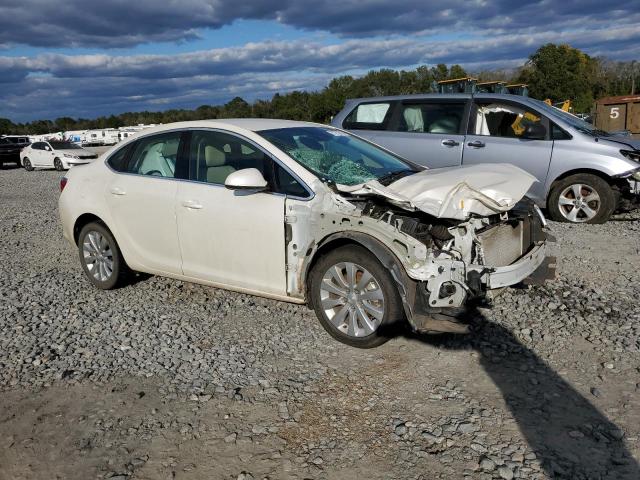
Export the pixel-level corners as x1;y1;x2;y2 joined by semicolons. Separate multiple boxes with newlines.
594;94;640;137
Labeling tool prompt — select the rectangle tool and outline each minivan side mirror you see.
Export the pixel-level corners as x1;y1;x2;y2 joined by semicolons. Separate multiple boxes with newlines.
521;123;547;140
224;168;268;191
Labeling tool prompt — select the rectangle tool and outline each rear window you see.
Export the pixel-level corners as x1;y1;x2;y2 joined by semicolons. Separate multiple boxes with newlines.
342;102;392;130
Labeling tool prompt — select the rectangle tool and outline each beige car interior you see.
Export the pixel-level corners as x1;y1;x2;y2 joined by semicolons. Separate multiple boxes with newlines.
135;138;178;177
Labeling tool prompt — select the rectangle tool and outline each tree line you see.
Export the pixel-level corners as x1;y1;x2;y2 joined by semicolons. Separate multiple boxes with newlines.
1;43;638;135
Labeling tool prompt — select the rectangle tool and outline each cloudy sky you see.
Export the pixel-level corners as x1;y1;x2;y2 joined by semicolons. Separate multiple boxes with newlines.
1;0;639;122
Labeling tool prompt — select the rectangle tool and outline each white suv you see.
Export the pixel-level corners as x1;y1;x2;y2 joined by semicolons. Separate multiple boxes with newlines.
59;119;552;348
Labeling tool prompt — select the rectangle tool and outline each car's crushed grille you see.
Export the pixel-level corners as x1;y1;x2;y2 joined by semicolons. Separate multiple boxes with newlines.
477;221;524;267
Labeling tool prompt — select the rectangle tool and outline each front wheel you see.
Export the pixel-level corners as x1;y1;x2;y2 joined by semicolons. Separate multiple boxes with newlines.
77;222;129;289
54;157;65;171
309;245;404;348
547;174;615;224
23;157;34;171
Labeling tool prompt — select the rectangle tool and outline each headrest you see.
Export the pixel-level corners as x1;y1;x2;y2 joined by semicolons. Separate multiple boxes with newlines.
205;145;226;167
403;107;424;132
162;140;179;158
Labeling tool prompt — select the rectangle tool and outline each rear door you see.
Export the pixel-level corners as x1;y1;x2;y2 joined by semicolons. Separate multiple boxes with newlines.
30;142;46;166
462;99;553;203
104;131;185;275
373;99;469;168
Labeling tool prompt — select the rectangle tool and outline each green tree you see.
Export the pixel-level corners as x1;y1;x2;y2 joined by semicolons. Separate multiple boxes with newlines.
518;43;598;112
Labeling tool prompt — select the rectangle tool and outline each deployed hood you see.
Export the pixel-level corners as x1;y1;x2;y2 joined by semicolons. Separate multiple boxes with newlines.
339;164;537;220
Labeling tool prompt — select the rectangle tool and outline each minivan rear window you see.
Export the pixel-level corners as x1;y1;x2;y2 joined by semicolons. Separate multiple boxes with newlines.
343;102;392;130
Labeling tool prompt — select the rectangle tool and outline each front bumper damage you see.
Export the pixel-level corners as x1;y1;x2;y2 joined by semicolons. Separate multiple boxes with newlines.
394;204;555;334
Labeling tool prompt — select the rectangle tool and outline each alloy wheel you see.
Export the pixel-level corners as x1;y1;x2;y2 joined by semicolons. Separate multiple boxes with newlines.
82;231;114;282
54;158;64;171
558;183;600;223
319;262;385;337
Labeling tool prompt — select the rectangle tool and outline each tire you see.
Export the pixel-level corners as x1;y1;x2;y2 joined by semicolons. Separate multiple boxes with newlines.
54;157;65;171
547;173;615;224
308;245;404;348
22;157;34;171
77;222;129;289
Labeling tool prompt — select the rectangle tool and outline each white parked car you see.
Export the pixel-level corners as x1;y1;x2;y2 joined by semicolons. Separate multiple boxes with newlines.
59;120;553;347
21;140;98;171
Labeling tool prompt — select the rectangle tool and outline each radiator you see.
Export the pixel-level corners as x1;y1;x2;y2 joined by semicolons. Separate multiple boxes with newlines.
477;222;524;267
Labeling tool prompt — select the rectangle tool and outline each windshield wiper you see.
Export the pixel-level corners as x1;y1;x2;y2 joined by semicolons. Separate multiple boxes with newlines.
377;170;415;185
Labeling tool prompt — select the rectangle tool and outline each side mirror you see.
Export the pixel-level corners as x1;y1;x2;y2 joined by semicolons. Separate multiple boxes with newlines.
521;123;547;140
224;168;268;191
44;145;51;151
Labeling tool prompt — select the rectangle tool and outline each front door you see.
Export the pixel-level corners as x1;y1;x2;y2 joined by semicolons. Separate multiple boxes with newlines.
462;100;553;203
175;129;287;295
104;131;184;275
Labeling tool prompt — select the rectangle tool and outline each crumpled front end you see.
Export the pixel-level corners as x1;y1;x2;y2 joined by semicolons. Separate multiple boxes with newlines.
285;179;554;335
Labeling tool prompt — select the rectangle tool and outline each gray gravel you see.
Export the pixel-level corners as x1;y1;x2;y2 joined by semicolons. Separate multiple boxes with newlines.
0;166;639;480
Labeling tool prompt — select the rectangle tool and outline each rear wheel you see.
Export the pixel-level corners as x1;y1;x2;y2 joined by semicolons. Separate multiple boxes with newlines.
54;157;64;171
77;222;129;289
309;245;404;348
547;173;615;224
23;157;34;171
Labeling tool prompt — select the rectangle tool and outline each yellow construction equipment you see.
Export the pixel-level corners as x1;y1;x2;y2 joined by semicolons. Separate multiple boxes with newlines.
544;99;571;112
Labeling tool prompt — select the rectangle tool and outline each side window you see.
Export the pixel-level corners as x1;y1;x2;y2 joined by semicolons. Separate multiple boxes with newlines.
272;163;309;198
189;130;272;185
473;102;545;138
395;102;465;134
343;102;391;130
106;144;131;172
127;132;181;178
551;124;571;140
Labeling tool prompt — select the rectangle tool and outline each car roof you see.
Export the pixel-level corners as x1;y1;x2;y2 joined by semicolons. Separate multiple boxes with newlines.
127;118;324;137
345;93;537;103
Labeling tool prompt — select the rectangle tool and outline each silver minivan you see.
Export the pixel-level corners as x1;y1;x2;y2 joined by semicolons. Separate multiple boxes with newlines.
332;93;640;223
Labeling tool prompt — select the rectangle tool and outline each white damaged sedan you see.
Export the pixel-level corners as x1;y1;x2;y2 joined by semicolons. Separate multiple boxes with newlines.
59;119;553;347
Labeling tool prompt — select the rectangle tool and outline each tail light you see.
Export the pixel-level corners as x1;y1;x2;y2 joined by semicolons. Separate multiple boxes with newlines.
60;177;68;192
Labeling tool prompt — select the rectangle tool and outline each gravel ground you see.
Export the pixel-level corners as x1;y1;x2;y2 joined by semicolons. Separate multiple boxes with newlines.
0;165;639;480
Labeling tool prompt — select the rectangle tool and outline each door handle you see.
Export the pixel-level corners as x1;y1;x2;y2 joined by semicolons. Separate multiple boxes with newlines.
182;200;203;210
441;139;460;147
110;187;126;196
467;140;485;148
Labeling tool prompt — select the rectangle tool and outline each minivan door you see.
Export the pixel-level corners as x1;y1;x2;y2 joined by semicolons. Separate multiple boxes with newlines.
373;99;469;168
462;100;553;203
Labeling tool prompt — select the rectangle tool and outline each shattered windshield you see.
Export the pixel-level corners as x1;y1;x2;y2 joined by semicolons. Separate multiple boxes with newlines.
258;126;417;186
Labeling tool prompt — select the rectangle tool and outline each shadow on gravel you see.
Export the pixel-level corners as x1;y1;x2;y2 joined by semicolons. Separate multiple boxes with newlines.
385;313;640;479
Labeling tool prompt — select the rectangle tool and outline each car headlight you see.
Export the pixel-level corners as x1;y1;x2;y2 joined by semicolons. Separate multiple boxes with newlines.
621;150;640;163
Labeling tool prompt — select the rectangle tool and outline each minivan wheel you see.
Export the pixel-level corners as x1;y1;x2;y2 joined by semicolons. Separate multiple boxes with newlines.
54;157;64;171
547;174;615;224
23;158;34;171
78;222;129;289
309;245;404;348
